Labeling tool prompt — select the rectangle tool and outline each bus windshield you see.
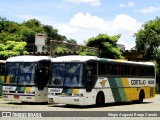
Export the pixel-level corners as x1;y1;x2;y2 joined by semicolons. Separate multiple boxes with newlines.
19;62;36;85
51;63;83;87
5;62;36;85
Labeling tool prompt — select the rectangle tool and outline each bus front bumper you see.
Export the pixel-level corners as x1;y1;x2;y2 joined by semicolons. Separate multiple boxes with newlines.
48;95;87;105
3;94;37;103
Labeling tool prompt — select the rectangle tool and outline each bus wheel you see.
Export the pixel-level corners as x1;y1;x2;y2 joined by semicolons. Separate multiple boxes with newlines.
133;90;145;104
96;92;105;106
138;90;145;103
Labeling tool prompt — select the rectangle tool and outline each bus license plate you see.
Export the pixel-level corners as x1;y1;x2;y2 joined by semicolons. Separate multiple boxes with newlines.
14;95;19;99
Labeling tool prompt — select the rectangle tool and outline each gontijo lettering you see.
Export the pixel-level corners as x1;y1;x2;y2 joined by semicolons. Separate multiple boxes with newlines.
131;80;146;85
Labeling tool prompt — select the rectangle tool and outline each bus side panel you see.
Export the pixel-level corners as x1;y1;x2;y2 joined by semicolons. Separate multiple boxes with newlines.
143;86;155;99
151;87;156;97
95;78;116;103
96;77;155;103
108;78;128;102
122;88;139;101
96;78;128;102
121;78;139;101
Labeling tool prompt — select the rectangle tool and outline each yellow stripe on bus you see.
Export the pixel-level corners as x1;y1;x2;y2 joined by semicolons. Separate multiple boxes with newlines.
25;87;31;92
137;87;154;99
0;76;5;82
121;78;130;87
121;78;139;101
73;89;79;94
6;76;10;84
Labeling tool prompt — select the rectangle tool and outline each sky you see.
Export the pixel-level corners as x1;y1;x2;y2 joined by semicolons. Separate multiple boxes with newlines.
0;0;160;50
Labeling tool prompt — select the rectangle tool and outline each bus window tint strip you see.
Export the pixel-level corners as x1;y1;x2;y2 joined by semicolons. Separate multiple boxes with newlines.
98;62;155;78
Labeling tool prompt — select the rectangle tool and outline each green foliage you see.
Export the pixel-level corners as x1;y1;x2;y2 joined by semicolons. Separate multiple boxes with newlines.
0;17;124;59
0;17;70;59
0;17;66;44
54;46;71;53
0;51;20;59
50;39;78;56
0;41;27;59
13;42;27;54
84;34;124;59
152;61;159;74
0;44;5;51
65;39;77;44
22;19;41;28
135;17;160;75
18;25;36;44
135;17;160;60
78;48;96;56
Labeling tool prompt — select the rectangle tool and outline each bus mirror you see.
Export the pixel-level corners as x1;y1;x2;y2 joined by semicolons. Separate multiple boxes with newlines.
86;68;92;92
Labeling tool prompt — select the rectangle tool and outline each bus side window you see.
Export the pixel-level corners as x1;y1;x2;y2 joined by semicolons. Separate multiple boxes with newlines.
136;66;139;76
122;64;130;76
140;66;145;77
86;61;97;86
131;66;135;76
149;66;154;77
144;67;148;77
152;67;155;77
110;64;120;76
98;62;106;75
116;64;120;75
98;62;110;76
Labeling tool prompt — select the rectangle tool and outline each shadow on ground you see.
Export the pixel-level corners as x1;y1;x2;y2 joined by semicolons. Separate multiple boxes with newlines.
49;101;153;109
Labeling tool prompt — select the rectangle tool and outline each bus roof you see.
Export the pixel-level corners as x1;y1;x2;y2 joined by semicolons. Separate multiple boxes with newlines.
0;60;6;63
99;58;154;66
51;55;98;62
51;55;154;66
6;55;51;62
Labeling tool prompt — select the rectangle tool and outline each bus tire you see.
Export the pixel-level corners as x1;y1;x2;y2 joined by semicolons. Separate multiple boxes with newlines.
96;92;105;106
133;90;145;104
138;90;145;103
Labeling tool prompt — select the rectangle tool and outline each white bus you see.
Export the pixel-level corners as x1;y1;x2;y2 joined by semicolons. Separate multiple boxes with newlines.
3;55;51;103
48;55;156;106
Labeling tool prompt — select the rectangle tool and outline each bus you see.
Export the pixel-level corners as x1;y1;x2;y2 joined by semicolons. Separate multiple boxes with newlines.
48;55;156;106
3;55;51;103
0;60;5;96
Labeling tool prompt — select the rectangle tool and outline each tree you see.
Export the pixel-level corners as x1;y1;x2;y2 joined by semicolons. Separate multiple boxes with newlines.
84;34;124;59
43;24;67;51
18;25;36;44
21;19;45;44
22;19;41;28
0;41;27;59
135;17;160;61
135;17;160;76
65;39;77;44
0;17;79;58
